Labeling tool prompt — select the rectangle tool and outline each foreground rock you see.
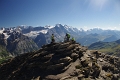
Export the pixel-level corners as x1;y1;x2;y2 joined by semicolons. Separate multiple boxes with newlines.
0;42;120;80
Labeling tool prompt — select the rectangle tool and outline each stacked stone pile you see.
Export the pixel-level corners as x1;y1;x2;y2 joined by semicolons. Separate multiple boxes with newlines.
0;42;119;80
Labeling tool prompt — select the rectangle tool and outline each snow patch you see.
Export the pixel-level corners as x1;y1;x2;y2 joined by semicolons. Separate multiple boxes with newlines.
23;29;48;38
64;25;76;32
56;24;63;27
64;25;70;31
45;25;54;29
0;30;3;33
3;33;10;39
78;28;84;31
39;30;48;34
0;30;10;39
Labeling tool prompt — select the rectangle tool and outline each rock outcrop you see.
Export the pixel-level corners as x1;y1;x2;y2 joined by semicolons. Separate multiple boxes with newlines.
7;33;38;56
0;42;120;80
0;31;38;56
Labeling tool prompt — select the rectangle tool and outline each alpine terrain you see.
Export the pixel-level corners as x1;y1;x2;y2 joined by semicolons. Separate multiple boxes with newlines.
0;41;119;80
89;39;120;57
0;28;38;56
1;24;120;48
1;24;120;56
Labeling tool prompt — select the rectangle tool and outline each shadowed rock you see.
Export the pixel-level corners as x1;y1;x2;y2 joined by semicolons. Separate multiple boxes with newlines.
0;42;120;80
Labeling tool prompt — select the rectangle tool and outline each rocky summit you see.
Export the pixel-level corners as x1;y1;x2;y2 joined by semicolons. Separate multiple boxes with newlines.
0;42;120;80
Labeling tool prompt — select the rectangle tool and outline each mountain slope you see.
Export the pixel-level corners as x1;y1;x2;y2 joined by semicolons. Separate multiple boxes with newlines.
0;42;119;80
0;45;11;64
6;33;38;56
0;30;39;56
103;35;118;42
22;24;84;47
88;39;120;57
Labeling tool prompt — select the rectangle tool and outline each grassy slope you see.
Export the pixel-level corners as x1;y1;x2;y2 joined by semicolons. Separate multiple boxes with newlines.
99;45;120;56
89;41;120;57
0;45;11;64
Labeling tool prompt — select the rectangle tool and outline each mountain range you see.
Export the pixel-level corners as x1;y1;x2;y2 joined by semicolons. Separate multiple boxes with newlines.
19;24;120;46
0;24;120;79
1;24;120;56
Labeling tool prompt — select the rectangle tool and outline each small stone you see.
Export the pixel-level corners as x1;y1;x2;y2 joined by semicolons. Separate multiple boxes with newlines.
78;74;85;79
99;58;103;62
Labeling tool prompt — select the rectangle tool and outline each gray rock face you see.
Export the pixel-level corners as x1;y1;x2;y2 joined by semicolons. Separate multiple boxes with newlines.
0;33;7;46
0;28;39;56
34;33;46;48
0;42;120;80
7;33;38;56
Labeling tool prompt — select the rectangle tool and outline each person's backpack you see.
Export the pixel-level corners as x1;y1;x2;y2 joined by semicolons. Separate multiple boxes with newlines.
72;37;75;41
68;34;70;38
51;35;54;39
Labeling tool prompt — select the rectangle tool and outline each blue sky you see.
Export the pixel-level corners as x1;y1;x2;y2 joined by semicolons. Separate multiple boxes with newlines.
0;0;120;30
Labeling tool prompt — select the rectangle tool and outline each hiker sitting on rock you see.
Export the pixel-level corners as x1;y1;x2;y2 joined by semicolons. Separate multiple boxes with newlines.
64;33;70;42
51;34;55;43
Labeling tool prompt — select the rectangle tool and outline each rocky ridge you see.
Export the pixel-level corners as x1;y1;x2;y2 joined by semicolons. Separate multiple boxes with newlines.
0;30;38;56
0;42;120;80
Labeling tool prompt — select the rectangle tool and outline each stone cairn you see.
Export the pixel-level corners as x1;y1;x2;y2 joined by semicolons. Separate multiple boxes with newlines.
0;42;120;80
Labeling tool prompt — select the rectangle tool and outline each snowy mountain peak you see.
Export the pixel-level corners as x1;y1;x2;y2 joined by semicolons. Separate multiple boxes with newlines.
44;25;54;29
64;25;71;29
55;24;63;27
78;28;84;31
87;28;103;31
